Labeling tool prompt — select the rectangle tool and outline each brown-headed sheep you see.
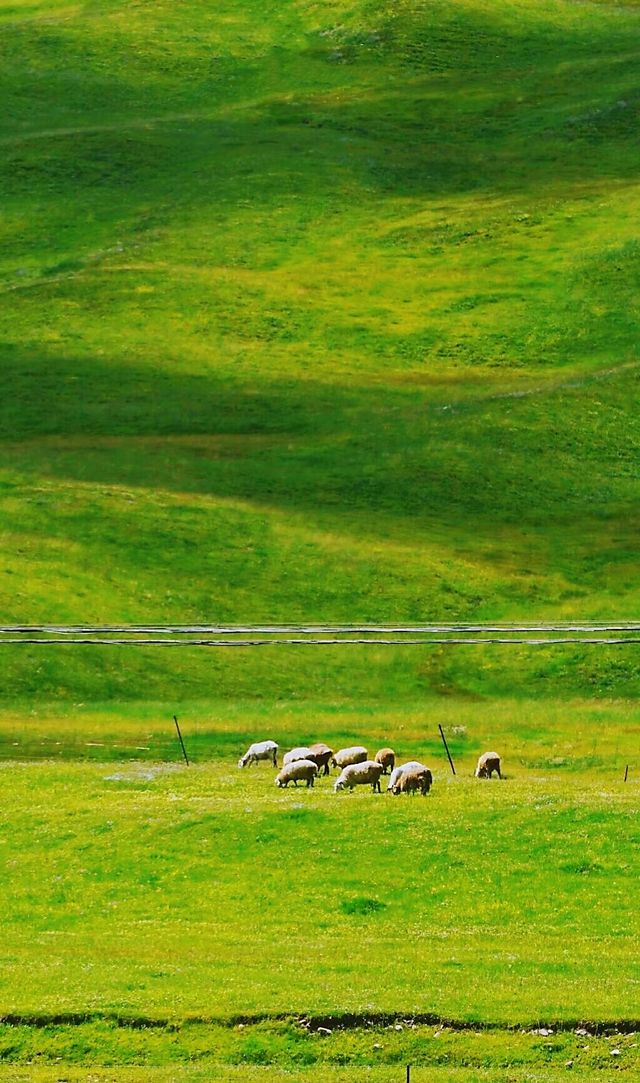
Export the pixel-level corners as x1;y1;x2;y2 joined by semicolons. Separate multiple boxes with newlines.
397;766;433;795
387;760;429;792
475;751;502;779
375;747;395;774
308;742;334;776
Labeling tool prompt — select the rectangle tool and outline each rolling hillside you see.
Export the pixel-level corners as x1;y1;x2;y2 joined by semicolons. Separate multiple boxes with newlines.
2;0;640;702
1;5;640;1068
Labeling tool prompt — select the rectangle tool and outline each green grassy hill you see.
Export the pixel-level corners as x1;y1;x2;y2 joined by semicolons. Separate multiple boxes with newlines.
2;0;640;702
2;6;640;1069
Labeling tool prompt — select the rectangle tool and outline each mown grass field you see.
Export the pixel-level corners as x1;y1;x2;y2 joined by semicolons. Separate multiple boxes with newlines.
2;0;640;1076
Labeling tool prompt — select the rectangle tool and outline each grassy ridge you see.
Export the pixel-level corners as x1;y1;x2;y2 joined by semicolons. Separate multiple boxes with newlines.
2;0;640;700
1;1020;639;1075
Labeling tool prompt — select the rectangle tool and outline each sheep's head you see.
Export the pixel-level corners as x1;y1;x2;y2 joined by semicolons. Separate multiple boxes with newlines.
334;778;346;792
423;769;433;793
238;756;248;768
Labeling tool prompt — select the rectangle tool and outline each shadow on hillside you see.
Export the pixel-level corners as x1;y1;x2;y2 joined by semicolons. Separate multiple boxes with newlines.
1;344;639;540
4;72;640;209
2;5;640;212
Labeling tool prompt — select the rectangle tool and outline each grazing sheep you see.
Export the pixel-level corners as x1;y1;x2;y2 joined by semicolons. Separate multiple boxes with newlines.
397;766;433;795
387;760;428;793
308;742;334;776
238;740;278;768
475;751;502;779
375;747;395;774
275;759;318;788
334;760;384;793
283;747;315;767
331;745;368;770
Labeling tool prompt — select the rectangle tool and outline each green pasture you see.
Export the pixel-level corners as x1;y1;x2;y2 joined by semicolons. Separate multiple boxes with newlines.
1;751;638;1020
2;0;640;1074
0;742;638;1072
2;0;640;701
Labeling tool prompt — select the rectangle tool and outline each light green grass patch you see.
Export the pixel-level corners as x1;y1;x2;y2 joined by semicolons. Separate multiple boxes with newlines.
1;697;638;772
0;758;637;1022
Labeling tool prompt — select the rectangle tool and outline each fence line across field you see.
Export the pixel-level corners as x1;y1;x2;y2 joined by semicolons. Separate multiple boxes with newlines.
2;622;640;635
2;628;640;646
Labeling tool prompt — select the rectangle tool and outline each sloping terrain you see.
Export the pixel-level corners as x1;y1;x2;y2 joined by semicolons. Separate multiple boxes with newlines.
1;6;640;1068
1;0;640;702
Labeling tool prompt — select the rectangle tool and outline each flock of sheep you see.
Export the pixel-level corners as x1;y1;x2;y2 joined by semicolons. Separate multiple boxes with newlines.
238;740;502;794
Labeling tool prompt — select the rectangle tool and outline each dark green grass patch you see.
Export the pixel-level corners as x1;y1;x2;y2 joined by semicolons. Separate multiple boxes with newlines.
0;1016;638;1073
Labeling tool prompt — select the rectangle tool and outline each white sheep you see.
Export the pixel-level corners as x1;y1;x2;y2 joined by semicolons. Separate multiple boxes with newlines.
238;740;278;768
475;751;502;779
275;759;318;788
283;747;315;766
331;745;368;770
387;760;428;793
396;765;433;795
375;747;395;774
334;760;384;793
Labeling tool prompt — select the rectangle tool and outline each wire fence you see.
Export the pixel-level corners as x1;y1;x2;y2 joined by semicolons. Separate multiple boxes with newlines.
1;622;640;646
